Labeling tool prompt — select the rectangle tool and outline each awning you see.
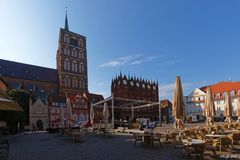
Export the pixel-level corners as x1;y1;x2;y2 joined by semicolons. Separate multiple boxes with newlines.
0;101;23;111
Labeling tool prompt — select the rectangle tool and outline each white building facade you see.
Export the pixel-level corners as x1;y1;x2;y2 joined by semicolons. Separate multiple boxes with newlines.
185;81;240;121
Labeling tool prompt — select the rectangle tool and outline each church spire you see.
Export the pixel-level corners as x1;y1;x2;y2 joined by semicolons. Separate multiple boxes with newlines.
64;9;69;31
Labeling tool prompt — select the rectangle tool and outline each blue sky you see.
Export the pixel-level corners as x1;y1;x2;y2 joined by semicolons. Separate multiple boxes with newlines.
1;0;240;100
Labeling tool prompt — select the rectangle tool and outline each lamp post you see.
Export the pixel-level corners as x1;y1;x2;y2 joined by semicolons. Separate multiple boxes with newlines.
159;103;162;124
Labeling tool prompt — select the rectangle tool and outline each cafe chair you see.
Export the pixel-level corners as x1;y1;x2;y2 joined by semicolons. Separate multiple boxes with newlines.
213;137;231;153
133;133;143;145
228;132;240;147
190;143;205;160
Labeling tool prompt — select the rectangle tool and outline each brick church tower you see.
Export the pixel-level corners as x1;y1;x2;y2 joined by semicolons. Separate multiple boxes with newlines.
56;12;88;96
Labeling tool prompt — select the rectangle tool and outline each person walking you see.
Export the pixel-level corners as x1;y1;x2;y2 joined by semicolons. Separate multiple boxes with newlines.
32;124;36;133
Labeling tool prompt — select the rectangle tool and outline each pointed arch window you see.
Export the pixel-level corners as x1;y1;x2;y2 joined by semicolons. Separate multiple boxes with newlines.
74;50;77;57
64;60;66;70
72;61;77;72
63;47;70;55
79;79;85;89
64;36;67;43
79;79;82;89
78;51;81;59
82;65;85;73
81;52;84;59
63;48;67;55
64;59;70;71
64;76;71;87
79;63;84;73
64;34;70;43
72;77;78;88
78;39;84;48
75;78;78;88
72;78;75;88
75;63;78;72
82;80;85;89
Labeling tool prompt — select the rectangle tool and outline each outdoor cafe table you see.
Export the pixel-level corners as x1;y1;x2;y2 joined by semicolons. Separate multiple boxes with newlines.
205;134;227;139
224;130;239;134
182;139;206;145
181;139;205;156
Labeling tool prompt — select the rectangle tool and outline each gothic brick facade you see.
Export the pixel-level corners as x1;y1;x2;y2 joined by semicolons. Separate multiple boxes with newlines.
111;73;159;102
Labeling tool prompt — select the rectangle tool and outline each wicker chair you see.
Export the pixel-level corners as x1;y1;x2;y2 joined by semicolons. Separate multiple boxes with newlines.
166;132;177;147
152;133;161;145
182;130;192;138
199;128;207;135
228;132;240;147
190;143;205;160
223;124;229;130
213;137;231;153
133;133;143;145
196;133;205;140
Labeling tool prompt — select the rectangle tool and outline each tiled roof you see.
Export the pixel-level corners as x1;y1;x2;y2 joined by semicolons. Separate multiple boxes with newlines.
78;92;104;103
48;95;66;107
161;99;172;108
0;59;59;83
67;94;90;104
89;93;104;102
48;95;66;103
200;81;240;94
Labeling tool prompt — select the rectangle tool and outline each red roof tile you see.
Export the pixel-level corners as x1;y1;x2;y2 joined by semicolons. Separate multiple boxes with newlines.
200;81;240;95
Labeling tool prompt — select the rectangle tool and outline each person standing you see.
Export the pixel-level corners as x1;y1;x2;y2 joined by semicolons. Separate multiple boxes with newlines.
32;124;36;133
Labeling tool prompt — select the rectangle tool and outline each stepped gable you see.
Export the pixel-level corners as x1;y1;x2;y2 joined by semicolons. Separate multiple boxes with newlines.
111;73;159;101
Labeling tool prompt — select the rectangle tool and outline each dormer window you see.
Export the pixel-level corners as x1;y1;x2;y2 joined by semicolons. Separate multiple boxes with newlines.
64;35;70;43
223;92;227;97
230;91;235;97
215;93;220;98
70;39;78;46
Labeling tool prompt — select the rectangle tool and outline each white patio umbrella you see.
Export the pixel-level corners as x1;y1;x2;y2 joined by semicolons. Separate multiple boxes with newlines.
237;97;240;122
103;102;109;127
90;105;94;125
60;105;65;128
66;98;73;128
204;87;216;126
172;76;185;130
224;92;233;123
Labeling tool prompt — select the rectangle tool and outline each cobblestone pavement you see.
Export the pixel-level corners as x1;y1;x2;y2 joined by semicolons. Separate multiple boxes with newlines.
8;132;186;160
6;123;240;160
